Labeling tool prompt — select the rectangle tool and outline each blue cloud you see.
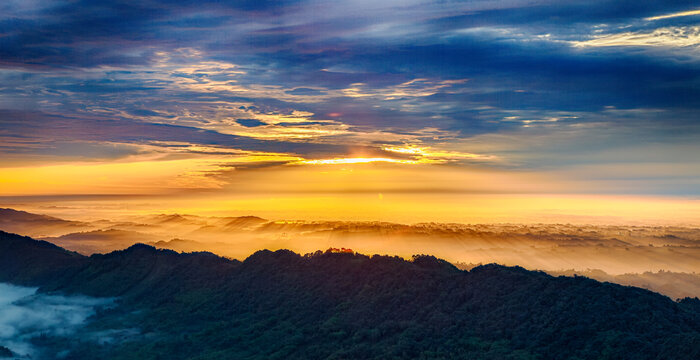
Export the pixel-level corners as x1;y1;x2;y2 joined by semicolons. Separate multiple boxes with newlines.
236;119;268;127
285;88;324;96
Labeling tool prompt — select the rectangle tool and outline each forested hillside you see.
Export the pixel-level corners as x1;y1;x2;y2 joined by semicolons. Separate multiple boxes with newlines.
0;230;698;359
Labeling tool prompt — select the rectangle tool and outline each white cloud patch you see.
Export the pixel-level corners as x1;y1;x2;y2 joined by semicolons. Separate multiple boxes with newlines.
645;9;700;21
0;283;112;359
573;26;700;48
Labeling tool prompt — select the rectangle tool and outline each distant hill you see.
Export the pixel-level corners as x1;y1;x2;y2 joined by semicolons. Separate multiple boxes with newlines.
40;229;164;255
0;346;13;358
0;231;84;284
0;208;90;237
547;269;700;300
3;208;700;280
0;230;698;359
454;262;700;300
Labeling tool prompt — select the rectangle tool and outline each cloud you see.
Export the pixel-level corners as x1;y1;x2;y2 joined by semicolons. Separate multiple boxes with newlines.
0;282;112;358
646;8;700;21
0;109;350;158
1;0;700;197
573;26;700;48
236;118;268;127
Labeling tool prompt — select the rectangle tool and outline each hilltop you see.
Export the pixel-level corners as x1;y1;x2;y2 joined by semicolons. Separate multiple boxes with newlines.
0;230;698;359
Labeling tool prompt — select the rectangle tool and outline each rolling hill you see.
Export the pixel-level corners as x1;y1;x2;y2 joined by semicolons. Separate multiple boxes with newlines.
0;230;698;359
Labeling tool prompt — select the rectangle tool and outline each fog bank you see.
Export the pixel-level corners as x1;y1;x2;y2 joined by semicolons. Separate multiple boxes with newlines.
0;283;111;359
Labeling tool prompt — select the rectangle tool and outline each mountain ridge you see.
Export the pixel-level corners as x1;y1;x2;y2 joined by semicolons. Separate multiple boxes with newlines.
0;230;698;359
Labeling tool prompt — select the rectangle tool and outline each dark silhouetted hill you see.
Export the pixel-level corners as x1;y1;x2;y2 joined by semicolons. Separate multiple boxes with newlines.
0;231;83;284
0;346;13;358
0;230;698;359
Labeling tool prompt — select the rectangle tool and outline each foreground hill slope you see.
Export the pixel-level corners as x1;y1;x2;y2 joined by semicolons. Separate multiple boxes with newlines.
0;230;698;359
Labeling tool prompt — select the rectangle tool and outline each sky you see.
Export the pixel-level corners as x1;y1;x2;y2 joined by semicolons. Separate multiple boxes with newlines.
1;0;700;224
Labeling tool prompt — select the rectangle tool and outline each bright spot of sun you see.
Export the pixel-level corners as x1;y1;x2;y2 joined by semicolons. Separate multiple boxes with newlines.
296;157;420;165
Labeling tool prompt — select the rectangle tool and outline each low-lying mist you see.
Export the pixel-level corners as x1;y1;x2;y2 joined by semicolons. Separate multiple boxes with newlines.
0;283;111;359
2;207;699;298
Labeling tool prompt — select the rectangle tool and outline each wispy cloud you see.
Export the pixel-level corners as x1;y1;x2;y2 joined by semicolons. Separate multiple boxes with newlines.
573;26;700;48
646;9;700;21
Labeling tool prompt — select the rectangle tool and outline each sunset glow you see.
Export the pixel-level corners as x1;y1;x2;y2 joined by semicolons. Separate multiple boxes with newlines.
297;157;420;165
0;0;699;256
1;2;699;359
